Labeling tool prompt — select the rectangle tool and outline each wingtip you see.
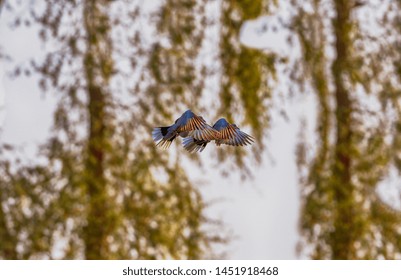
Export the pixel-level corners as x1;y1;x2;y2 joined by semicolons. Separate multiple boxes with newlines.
156;139;173;150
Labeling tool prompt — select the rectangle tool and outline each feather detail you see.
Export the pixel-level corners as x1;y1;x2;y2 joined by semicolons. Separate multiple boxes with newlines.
182;137;208;153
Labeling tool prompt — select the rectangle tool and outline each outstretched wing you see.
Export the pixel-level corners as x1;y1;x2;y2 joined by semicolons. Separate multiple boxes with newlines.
217;124;254;146
177;111;218;141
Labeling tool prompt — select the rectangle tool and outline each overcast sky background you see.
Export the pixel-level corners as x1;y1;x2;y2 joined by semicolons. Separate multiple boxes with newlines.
0;2;321;259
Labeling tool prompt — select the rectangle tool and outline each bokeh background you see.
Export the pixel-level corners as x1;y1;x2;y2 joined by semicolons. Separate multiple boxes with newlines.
0;0;401;260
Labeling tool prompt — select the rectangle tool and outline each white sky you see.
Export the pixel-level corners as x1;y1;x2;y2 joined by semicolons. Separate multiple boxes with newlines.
0;63;5;127
0;2;321;259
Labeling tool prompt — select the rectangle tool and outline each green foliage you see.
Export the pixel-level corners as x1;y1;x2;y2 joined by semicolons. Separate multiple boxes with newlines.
293;0;401;259
0;0;274;259
217;0;277;173
5;0;401;261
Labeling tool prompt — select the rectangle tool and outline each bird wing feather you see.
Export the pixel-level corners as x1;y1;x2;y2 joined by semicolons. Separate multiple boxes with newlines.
179;115;218;141
219;124;254;146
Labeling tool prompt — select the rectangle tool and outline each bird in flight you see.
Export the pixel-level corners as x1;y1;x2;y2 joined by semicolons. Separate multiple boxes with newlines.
152;109;218;149
182;118;254;153
152;110;254;152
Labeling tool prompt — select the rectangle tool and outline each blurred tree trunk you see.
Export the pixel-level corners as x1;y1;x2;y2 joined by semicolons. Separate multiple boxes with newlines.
330;0;355;259
81;0;113;259
294;0;401;259
0;185;17;259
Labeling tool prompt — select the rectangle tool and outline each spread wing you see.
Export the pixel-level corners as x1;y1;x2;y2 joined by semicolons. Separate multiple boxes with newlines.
218;124;254;146
178;114;218;141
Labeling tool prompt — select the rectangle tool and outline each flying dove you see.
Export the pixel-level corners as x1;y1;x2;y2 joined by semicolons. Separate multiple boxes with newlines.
152;110;218;149
182;118;254;153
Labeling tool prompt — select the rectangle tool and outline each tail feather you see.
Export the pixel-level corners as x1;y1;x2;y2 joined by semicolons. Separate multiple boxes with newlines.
152;126;171;141
153;126;176;149
182;137;198;152
183;137;208;153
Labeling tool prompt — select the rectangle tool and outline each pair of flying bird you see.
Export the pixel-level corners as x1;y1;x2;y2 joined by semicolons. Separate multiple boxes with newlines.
152;110;254;152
